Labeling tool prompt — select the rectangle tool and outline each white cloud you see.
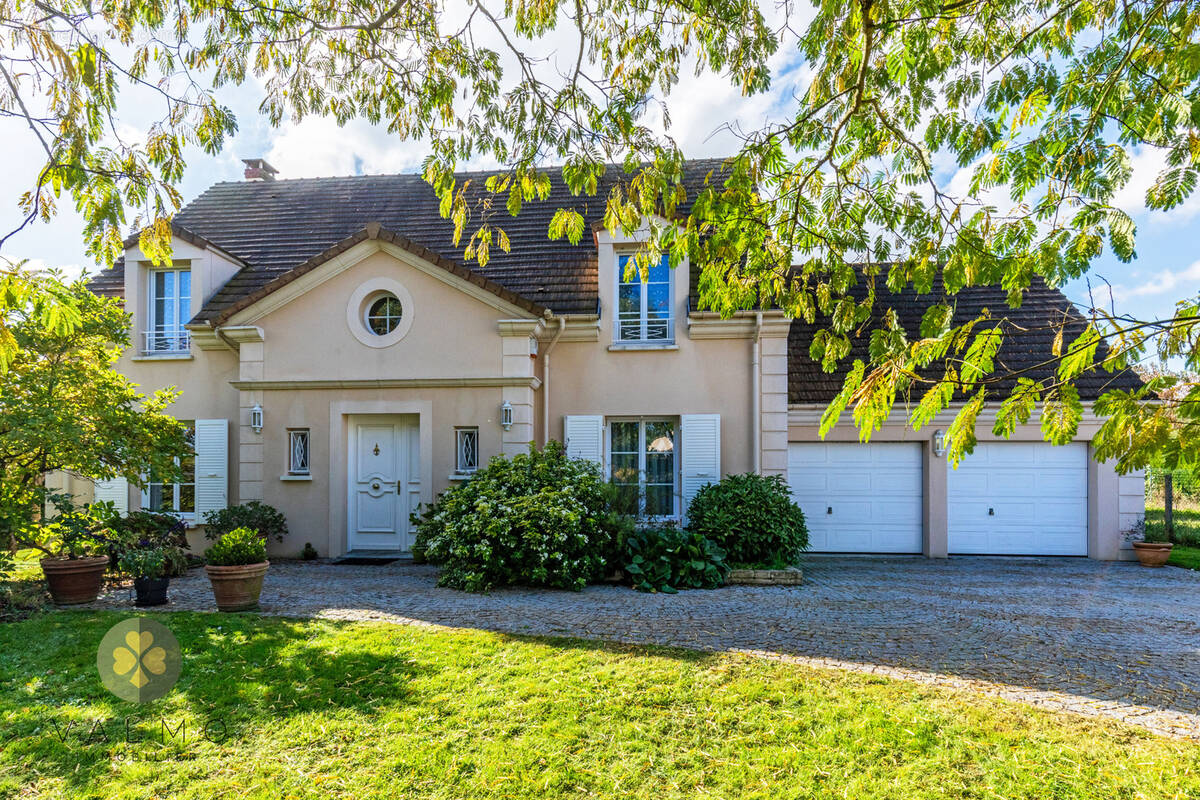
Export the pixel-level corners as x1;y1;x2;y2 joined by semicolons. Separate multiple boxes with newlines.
1112;259;1200;300
1111;146;1200;228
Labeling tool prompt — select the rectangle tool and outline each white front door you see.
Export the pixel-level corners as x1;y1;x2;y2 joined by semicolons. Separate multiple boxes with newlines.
948;442;1088;555
348;417;418;552
787;442;924;553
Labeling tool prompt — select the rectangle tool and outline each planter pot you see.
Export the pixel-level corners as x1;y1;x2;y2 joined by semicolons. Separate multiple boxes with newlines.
1132;541;1173;567
41;556;109;605
133;576;170;607
205;561;270;611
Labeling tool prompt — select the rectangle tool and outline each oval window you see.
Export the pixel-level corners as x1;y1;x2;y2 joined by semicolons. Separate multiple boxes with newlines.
365;294;403;335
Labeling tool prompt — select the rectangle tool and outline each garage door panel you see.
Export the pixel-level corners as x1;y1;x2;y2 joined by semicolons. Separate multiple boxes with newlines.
788;443;923;553
949;442;1087;556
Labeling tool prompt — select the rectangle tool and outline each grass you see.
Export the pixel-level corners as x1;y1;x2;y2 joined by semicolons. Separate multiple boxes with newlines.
0;613;1197;799
1168;545;1200;571
1145;507;1200;547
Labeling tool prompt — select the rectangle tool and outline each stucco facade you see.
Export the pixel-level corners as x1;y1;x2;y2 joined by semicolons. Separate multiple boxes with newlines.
83;165;1144;562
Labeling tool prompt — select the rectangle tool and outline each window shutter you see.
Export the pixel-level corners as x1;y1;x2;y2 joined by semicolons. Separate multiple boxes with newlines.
194;418;229;517
92;477;129;515
564;415;604;466
681;414;721;518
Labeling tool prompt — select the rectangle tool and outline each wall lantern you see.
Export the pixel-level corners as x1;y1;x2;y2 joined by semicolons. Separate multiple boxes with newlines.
499;400;514;431
250;403;264;434
932;429;946;458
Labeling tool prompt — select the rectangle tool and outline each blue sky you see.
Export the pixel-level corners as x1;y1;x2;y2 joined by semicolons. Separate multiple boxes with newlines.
1;50;1194;330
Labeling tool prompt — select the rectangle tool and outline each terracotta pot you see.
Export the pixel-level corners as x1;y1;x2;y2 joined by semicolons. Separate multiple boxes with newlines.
133;576;170;607
1132;541;1173;567
205;561;270;611
41;556;109;605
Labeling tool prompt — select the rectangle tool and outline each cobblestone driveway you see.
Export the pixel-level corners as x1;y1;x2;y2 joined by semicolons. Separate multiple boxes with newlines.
91;556;1200;739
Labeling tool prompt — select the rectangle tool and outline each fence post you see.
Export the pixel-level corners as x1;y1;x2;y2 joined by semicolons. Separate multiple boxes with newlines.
1164;472;1175;543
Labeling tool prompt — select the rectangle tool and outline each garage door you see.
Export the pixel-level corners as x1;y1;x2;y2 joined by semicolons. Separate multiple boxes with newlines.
787;443;923;553
948;442;1087;555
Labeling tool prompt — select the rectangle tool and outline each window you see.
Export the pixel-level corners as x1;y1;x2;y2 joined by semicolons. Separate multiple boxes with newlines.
145;423;195;515
455;427;479;473
288;429;311;475
610;419;676;517
145;267;191;352
365;293;404;335
616;254;672;343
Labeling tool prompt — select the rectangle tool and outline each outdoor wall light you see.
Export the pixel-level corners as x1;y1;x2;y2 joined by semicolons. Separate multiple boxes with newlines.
500;400;514;431
932;429;946;457
250;403;264;434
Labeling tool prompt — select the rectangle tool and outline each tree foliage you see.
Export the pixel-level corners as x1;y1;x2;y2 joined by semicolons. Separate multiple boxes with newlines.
3;0;1199;468
0;272;191;553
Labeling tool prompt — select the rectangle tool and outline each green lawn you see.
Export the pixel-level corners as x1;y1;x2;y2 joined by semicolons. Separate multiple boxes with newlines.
1145;507;1200;547
1169;545;1200;571
0;613;1197;799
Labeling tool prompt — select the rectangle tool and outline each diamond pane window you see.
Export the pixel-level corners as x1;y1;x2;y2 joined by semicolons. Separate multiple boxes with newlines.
288;429;310;475
456;427;479;473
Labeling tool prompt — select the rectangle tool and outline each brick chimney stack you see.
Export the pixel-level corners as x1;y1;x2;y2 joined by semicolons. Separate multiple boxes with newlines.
242;158;279;182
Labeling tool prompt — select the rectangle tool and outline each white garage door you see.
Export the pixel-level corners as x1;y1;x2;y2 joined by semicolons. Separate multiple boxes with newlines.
948;442;1088;555
787;443;923;553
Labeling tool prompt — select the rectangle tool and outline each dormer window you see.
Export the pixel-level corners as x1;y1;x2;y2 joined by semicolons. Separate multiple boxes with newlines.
145;267;191;353
616;254;672;343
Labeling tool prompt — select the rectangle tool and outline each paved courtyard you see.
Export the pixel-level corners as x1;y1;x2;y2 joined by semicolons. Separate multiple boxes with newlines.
90;556;1200;739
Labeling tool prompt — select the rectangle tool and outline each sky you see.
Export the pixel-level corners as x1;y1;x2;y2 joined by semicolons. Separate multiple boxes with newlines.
0;21;1195;331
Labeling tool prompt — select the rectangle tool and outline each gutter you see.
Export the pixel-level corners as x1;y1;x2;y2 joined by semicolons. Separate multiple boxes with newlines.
542;315;567;445
752;311;763;474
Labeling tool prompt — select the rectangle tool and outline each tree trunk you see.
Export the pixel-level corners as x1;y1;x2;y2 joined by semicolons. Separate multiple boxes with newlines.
1164;472;1175;543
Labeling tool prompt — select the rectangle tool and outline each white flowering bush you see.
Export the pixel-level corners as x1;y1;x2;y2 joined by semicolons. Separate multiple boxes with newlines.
412;441;627;592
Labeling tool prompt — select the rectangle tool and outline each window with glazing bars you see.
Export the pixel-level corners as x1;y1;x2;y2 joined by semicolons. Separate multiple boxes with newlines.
288;429;310;475
456;427;479;473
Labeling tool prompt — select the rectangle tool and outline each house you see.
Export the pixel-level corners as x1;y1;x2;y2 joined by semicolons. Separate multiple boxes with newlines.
85;158;1145;560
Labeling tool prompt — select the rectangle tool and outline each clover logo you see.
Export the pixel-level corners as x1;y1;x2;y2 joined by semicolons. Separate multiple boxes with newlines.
97;619;181;703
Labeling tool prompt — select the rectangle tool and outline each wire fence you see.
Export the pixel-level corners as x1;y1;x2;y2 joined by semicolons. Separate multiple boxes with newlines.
1145;468;1200;546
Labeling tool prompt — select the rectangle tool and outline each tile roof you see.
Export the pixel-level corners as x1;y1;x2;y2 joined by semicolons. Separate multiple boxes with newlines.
787;270;1143;403
87;159;729;319
85;162;1138;403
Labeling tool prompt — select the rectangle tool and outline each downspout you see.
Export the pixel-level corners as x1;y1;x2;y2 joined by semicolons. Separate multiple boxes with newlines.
542;316;567;446
752;311;763;474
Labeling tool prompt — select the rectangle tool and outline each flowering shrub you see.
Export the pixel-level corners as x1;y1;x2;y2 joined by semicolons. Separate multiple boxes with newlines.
412;441;626;592
686;473;809;566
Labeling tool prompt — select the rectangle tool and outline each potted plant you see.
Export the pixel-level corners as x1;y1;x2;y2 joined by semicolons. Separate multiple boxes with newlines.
1132;529;1174;567
34;500;110;605
118;547;173;606
204;527;270;611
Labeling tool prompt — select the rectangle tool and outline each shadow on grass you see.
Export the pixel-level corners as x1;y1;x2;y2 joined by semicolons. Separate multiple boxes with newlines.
0;611;430;797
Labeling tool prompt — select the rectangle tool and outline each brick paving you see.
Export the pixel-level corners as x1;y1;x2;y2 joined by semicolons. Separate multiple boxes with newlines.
89;556;1200;739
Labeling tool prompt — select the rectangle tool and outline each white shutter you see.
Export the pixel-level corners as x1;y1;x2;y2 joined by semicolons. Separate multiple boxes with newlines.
92;477;129;515
681;414;721;518
193;418;229;517
564;415;604;466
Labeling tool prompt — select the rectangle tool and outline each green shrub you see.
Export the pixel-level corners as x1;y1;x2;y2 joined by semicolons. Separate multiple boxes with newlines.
413;441;626;592
117;547;171;579
205;527;268;566
624;527;728;593
685;473;808;566
203;502;288;543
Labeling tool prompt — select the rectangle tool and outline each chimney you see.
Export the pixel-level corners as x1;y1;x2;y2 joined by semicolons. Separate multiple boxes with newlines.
242;158;279;182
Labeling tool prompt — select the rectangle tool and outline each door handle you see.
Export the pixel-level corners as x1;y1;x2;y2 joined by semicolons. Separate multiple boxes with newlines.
988;507;994;516
827;506;832;515
396;480;403;491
